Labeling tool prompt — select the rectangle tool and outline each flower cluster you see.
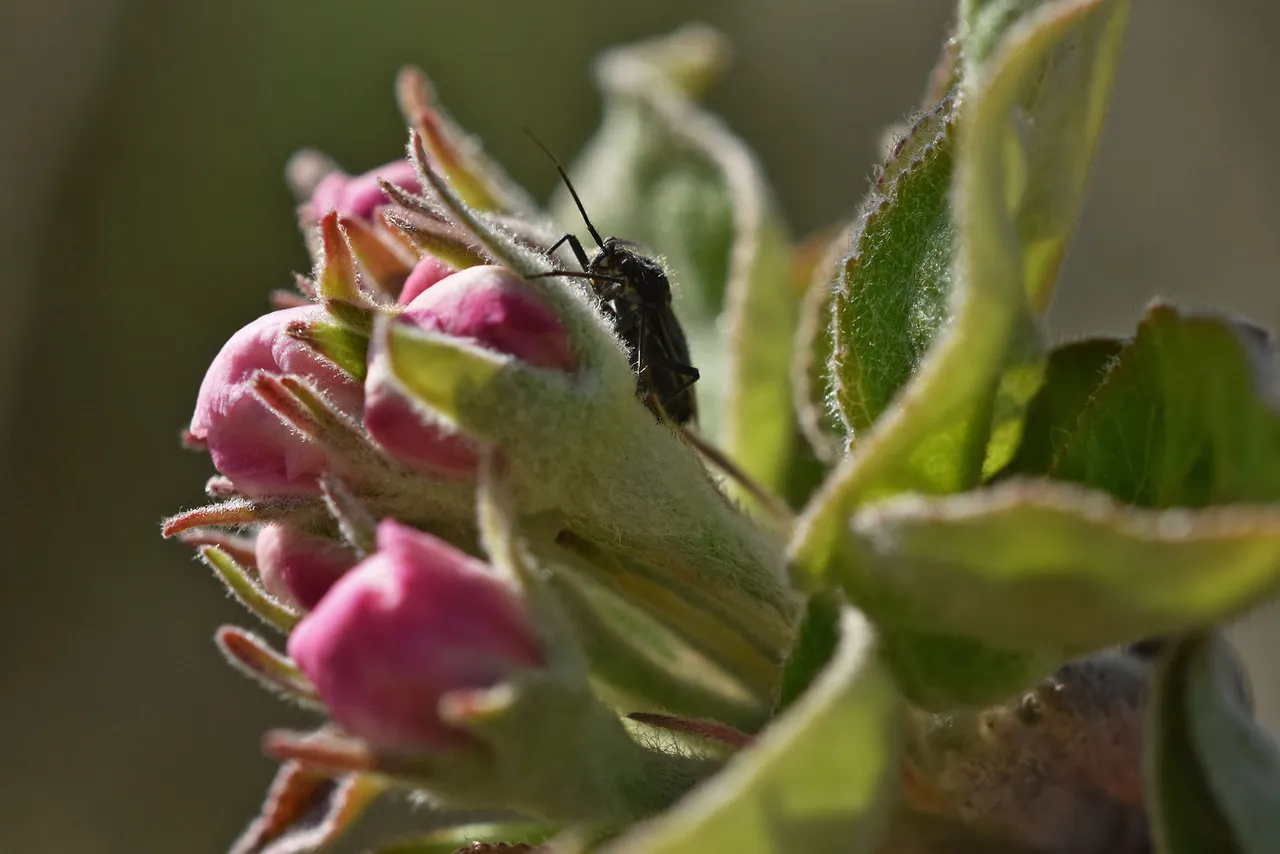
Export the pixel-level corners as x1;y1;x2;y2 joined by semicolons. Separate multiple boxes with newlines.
166;55;790;852
164;13;1280;854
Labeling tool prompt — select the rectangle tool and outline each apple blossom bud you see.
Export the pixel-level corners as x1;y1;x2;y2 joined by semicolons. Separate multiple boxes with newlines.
364;265;577;475
190;305;363;496
311;159;422;221
397;255;455;305
400;265;576;370
255;523;358;610
287;519;542;751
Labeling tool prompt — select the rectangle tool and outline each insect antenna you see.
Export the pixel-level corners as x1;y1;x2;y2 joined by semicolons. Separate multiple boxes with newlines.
522;127;606;251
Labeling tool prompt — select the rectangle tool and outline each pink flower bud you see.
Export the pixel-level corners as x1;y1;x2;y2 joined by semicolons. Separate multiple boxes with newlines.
400;266;577;372
255;523;357;610
364;265;576;476
310;160;422;221
190;305;363;496
287;519;541;751
397;255;455;305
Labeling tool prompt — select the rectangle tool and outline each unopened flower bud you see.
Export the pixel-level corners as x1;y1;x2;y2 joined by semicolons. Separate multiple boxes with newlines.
255;523;358;610
287;519;542;751
399;265;577;372
364;265;576;475
397;255;455;305
190;305;363;496
310;159;422;221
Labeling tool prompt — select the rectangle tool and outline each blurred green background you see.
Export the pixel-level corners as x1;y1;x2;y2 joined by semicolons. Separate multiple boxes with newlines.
2;1;1278;851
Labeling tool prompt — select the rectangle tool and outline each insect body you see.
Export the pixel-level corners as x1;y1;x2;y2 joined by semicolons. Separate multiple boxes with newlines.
526;136;700;425
549;231;699;425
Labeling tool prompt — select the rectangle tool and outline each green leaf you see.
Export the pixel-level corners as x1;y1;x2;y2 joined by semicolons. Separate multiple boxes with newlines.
831;94;958;435
876;634;1052;711
604;608;899;854
1002;336;1122;476
774;589;843;713
793;0;1131;577
1150;633;1280;854
1184;635;1280;853
554;26;797;495
793;226;851;465
366;822;555;854
961;0;1131;314
790;0;1129;710
963;0;1047;70
1146;636;1242;854
847;479;1280;656
1050;307;1280;507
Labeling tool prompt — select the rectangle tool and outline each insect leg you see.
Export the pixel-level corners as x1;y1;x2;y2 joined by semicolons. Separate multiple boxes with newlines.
545;233;592;270
649;350;701;397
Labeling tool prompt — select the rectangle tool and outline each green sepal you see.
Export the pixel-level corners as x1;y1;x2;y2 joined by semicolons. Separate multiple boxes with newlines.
315;211;364;303
602;607;899;854
396;66;539;217
199;545;298;633
544;544;770;731
214;625;318;707
290;317;371;382
230;762;385;854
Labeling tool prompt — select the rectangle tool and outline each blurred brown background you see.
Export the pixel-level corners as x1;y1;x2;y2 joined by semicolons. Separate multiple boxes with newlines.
2;1;1278;851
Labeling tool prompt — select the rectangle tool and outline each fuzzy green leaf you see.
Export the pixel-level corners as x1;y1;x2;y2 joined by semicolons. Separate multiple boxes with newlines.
1003;336;1122;475
1146;636;1244;854
793;227;851;465
793;0;1131;575
604;608;898;854
791;0;1128;709
963;0;1049;71
1182;635;1280;853
831;94;957;435
875;635;1052;711
1050;307;1280;507
774;589;843;713
962;0;1131;314
553;26;797;496
847;480;1280;656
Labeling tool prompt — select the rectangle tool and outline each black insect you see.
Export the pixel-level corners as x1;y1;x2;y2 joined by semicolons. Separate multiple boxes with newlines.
526;136;699;426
